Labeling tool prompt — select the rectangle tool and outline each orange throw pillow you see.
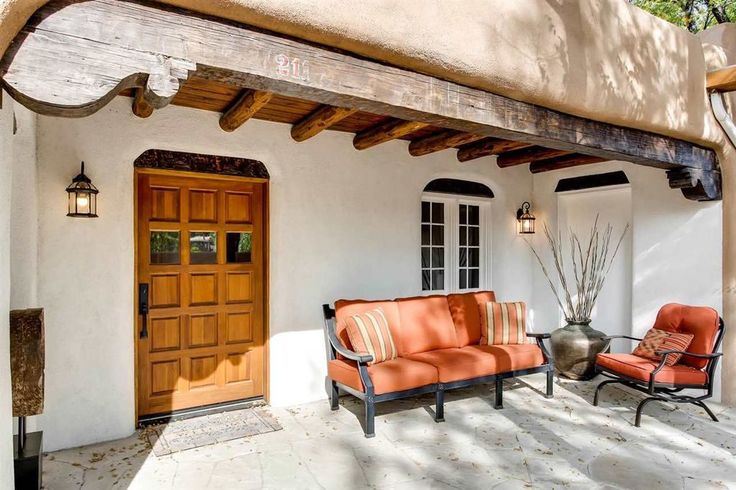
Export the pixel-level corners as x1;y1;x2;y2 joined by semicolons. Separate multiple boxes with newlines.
479;302;527;345
343;308;398;365
632;328;694;366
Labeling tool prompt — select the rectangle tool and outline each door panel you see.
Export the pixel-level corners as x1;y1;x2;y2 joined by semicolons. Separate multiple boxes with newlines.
137;171;266;417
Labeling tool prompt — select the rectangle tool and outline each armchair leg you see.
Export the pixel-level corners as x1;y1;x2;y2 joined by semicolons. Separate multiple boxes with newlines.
364;399;376;438
635;396;663;427
494;379;503;409
693;400;719;422
593;379;621;407
546;369;554;398
330;380;339;411
435;390;445;422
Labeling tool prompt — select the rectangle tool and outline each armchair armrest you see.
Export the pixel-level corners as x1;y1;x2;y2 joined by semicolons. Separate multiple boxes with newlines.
324;317;374;364
602;335;642;342
655;350;722;360
526;332;551;339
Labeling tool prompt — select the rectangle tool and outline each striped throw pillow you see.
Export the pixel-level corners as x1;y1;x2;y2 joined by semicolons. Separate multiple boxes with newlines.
633;328;694;366
344;308;398;365
480;302;527;345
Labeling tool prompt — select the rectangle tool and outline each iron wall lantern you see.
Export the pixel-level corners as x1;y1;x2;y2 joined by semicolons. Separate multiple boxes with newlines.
516;201;535;234
66;162;98;218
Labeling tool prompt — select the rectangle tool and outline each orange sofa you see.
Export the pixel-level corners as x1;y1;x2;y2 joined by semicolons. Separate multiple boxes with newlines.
322;291;554;437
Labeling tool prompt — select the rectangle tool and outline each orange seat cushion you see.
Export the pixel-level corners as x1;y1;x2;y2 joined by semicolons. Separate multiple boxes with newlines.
406;344;545;383
447;291;496;347
335;299;403;355
651;304;720;369
596;353;708;386
396;296;458;354
328;358;439;395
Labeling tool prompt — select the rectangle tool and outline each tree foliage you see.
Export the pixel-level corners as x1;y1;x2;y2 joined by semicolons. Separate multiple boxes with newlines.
630;0;736;32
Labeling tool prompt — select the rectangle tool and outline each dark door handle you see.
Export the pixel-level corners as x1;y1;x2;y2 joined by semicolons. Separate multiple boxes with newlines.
139;283;149;339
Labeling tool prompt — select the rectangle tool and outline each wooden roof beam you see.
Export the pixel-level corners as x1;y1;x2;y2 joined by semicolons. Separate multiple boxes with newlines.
529;154;607;173
291;105;357;142
497;146;570;168
353;119;429;150
707;65;736;92
457;138;531;162
408;130;485;156
132;88;154;118
219;89;273;132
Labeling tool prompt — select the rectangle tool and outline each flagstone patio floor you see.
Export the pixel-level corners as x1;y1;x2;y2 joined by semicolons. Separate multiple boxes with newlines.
42;374;736;489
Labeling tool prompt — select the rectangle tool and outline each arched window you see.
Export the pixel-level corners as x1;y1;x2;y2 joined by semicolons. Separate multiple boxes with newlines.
421;179;493;293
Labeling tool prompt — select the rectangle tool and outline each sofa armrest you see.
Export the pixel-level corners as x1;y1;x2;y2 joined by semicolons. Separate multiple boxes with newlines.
324;316;374;364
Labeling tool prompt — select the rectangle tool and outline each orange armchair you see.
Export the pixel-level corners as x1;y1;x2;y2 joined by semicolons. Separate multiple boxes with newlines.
593;304;724;427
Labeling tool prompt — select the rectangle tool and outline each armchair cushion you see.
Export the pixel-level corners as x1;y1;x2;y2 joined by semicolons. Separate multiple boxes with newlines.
479;302;527;345
344;308;398;365
597;353;707;386
328;358;438;395
651;304;719;369
632;328;694;366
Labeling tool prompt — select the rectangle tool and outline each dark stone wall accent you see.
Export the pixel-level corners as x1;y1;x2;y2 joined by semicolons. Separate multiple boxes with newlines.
10;308;45;417
134;149;270;179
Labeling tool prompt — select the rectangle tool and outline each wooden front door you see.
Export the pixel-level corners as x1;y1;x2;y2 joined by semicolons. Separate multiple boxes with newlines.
136;170;266;417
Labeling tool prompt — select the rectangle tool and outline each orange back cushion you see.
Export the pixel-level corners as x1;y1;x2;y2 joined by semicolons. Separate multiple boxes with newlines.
651;303;720;369
447;291;497;346
343;308;398;365
335;299;403;355
479;302;527;345
396;295;458;354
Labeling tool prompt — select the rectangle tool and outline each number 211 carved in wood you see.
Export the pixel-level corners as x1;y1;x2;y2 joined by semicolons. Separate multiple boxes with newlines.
275;54;310;82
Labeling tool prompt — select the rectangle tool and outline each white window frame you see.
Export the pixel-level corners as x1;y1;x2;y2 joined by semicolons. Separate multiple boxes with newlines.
421;192;492;294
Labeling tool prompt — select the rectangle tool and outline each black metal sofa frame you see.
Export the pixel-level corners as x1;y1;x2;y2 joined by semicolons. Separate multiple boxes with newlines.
323;304;555;437
593;318;725;427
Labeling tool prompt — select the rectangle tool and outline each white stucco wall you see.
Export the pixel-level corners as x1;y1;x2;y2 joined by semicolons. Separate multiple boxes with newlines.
33;98;535;451
531;161;723;396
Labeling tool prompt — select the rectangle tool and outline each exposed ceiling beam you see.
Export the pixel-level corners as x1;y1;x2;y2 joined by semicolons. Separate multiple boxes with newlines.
291;105;356;142
132;87;154;118
353;119;429;150
497;146;570;168
529;154;607;173
408;130;485;156
219;89;273;132
457;138;531;162
706;65;736;92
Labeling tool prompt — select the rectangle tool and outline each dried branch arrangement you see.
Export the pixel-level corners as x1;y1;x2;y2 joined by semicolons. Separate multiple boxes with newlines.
527;216;629;323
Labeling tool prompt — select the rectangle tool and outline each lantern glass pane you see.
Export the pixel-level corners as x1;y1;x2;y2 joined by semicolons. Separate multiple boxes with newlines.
75;192;91;215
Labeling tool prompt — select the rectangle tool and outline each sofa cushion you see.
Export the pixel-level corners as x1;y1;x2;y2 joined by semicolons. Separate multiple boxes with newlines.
447;291;497;347
344;308;398;365
632;328;694;366
335;299;403;355
597;353;707;386
396;295;458;354
650;304;720;369
479;302;527;345
328;358;438;395
406;344;544;383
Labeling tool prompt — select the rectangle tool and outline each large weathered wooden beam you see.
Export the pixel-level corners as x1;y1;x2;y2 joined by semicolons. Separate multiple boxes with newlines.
0;0;720;200
457;138;531;162
529;154;607;173
353;119;429;150
408;130;485;156
496;146;570;168
291;105;356;142
706;65;736;92
219;89;272;132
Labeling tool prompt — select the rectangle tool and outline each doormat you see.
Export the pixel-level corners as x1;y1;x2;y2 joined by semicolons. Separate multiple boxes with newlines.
144;407;282;456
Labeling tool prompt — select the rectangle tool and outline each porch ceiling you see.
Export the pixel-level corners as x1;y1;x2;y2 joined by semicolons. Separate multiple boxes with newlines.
0;0;721;200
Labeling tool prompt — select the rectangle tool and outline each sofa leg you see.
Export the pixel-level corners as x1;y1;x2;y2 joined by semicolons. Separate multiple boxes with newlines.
330;381;339;411
494;379;503;409
546;369;554;398
435;390;445;422
364;399;376;438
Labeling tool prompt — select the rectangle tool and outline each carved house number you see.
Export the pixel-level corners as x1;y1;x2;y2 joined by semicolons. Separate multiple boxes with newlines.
275;54;310;82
